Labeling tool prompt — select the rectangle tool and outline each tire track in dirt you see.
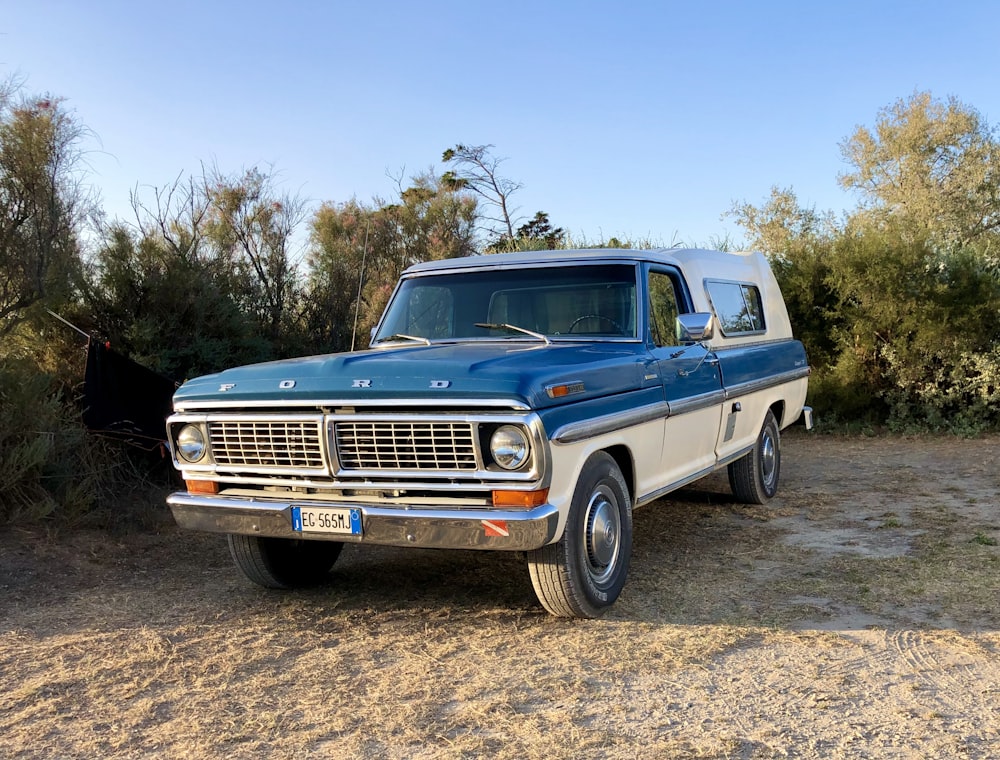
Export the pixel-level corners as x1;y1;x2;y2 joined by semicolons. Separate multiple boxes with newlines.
645;628;1000;757
887;629;1000;709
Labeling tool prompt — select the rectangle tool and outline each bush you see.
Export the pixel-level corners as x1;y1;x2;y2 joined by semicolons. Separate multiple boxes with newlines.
806;229;1000;433
0;355;96;522
880;344;1000;435
1;331;177;527
84;225;273;381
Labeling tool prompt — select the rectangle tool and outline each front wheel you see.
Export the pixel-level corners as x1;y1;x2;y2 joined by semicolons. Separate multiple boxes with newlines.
227;534;343;589
728;409;781;504
527;452;632;618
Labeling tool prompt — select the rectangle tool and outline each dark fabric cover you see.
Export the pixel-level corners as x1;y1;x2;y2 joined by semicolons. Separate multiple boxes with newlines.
82;341;176;449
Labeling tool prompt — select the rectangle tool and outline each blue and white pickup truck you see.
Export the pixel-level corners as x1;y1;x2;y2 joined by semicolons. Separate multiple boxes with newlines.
166;248;812;617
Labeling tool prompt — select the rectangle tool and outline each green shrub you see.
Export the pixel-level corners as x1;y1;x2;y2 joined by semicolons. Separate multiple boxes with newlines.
880;344;1000;435
0;356;96;522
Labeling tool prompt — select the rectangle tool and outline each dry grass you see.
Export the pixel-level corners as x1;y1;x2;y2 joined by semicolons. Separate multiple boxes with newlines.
2;433;999;759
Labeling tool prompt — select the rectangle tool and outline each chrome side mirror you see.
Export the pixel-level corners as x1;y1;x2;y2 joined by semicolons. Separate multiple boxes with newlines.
676;313;714;343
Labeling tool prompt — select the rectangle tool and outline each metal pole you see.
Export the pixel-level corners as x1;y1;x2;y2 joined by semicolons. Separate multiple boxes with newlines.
350;221;371;352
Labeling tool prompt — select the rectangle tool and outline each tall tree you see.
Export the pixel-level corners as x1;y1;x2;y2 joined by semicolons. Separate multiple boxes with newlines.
441;143;522;246
84;166;304;378
84;222;265;379
305;173;476;352
128;172;210;265
0;82;89;336
203;166;307;345
839;91;1000;247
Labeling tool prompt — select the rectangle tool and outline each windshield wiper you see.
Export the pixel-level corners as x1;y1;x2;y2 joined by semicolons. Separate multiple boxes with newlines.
373;333;431;346
475;322;551;345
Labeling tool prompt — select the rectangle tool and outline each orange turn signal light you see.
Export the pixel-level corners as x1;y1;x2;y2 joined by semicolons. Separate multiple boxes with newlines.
492;488;549;508
546;382;585;399
185;479;219;494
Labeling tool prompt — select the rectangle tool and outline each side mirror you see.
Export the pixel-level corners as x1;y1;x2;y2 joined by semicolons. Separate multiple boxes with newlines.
676;313;714;343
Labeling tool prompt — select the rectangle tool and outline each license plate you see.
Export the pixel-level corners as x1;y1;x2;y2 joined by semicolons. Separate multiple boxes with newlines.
291;506;362;536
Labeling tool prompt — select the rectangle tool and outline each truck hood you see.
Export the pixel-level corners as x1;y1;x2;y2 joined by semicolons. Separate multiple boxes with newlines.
173;342;652;411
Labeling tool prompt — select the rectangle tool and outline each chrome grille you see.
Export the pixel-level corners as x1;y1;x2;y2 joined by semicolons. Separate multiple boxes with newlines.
335;421;477;471
208;419;324;469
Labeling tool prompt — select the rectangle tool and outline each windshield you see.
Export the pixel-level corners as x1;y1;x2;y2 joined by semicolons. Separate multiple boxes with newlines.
373;263;638;343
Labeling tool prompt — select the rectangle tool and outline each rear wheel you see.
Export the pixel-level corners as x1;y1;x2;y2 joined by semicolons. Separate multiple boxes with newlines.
728;409;781;504
527;452;632;618
227;534;343;589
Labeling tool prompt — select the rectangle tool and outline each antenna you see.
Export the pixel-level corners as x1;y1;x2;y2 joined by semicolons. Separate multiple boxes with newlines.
46;309;90;340
350;221;371;352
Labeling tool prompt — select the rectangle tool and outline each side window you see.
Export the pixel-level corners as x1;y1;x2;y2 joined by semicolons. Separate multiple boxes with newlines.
742;285;765;331
706;280;766;336
648;271;681;348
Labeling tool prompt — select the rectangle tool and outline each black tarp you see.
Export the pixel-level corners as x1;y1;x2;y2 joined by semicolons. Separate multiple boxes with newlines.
82;341;177;449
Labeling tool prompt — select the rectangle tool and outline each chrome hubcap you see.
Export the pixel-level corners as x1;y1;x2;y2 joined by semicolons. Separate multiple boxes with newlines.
585;487;621;584
761;430;776;487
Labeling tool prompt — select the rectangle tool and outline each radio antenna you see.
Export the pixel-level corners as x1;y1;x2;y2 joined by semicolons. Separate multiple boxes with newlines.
350;221;371;352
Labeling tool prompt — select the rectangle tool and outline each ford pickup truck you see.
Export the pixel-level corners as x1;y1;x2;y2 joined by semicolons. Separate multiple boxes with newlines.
166;248;812;617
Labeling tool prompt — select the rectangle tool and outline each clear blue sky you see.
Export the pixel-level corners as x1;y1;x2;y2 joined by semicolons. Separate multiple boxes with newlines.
2;0;998;248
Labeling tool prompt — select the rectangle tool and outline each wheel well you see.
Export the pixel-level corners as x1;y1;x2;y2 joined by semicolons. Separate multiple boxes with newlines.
770;400;786;427
602;444;635;503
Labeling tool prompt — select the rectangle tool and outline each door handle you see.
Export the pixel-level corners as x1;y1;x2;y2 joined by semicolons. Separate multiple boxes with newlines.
678;352;719;377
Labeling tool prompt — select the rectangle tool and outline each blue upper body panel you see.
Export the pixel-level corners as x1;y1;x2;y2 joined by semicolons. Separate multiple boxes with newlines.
715;341;810;388
172;341;655;411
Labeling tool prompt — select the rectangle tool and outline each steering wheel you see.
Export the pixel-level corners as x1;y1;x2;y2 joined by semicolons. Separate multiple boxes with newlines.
567;314;624;334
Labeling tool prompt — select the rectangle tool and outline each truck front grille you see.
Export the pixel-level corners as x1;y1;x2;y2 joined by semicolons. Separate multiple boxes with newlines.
208;419;325;469
335;421;478;471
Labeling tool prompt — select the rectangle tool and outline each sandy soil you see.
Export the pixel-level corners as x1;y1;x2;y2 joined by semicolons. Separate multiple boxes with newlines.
1;432;998;759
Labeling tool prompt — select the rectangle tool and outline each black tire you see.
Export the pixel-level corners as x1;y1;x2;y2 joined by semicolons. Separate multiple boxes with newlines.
227;534;343;589
728;409;781;504
527;452;632;618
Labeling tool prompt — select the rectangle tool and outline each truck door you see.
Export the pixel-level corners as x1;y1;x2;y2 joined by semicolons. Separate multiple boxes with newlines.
647;267;725;487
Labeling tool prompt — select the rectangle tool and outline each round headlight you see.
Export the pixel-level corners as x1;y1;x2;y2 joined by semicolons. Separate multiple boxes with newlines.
490;425;530;470
176;424;207;463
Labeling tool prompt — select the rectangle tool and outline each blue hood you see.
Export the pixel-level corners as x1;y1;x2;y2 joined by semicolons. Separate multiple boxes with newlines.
173;342;653;410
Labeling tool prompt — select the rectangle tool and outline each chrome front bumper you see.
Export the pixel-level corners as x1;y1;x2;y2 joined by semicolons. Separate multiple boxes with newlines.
167;492;560;551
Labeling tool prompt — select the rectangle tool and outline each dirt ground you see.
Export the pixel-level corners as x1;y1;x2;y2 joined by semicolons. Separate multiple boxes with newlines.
1;432;999;759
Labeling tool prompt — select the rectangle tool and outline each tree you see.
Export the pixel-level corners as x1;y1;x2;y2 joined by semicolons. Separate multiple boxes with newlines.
202;166;307;346
0;81;89;336
128;172;210;265
84;222;268;381
302;199;372;354
83;167;303;379
512;211;565;251
825;219;1000;431
484;210;565;252
304;173;476;353
834;93;1000;427
441;143;522;246
839;92;1000;247
728;187;841;368
392;172;478;263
